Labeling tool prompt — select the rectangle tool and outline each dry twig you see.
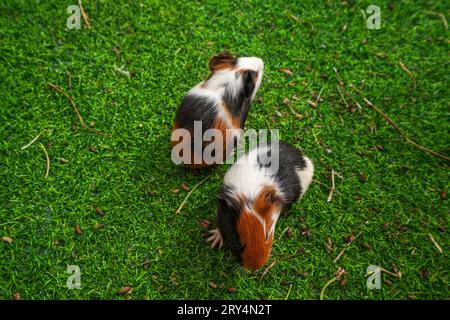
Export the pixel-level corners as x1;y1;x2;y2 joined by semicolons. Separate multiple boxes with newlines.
48;83;110;137
48;82;85;126
327;169;335;203
333;232;362;264
359;96;449;161
260;260;277;281
320;268;346;300
315;86;324;105
349;84;449;161
380;267;402;279
333;71;449;162
336;85;349;109
78;0;91;29
175;174;212;214
398;61;414;78
428;233;443;254
21;130;46;150
38;143;50;179
399;61;416;89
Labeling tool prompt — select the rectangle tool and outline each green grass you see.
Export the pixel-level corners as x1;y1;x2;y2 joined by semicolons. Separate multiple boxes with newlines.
0;0;448;300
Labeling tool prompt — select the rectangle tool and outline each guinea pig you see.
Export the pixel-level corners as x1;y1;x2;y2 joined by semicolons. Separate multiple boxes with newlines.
171;51;264;169
207;140;314;269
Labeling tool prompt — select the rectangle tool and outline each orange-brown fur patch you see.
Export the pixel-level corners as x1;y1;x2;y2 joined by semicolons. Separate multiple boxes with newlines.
209;52;237;72
171;124;210;169
237;208;273;270
253;186;281;225
212;117;230;163
221;102;241;129
212;104;241;162
236;186;282;269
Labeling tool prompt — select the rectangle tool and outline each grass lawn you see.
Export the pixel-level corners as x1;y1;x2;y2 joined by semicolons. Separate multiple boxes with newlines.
0;0;448;300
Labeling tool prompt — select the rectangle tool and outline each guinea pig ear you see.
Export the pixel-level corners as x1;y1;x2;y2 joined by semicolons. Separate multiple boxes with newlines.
243;70;258;97
209;51;237;72
265;189;282;206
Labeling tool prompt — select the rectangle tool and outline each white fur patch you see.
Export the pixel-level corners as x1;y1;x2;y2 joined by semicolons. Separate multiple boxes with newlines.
187;56;264;114
236;57;264;100
224;145;278;200
237;57;264;74
267;212;280;238
296;156;314;196
188;84;224;105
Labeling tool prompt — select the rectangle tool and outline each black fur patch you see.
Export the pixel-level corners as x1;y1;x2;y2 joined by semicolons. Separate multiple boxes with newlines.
243;70;257;98
257;140;307;211
174;94;218;149
216;186;244;259
222;73;254;128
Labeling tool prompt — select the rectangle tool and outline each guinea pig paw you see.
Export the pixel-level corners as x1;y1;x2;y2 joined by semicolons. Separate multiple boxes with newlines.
206;228;223;249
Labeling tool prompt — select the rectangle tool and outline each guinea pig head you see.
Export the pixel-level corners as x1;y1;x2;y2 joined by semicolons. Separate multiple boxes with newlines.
207;51;264;102
217;186;282;270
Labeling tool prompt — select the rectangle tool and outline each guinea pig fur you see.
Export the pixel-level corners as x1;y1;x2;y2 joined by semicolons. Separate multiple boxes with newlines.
207;140;314;269
171;51;264;169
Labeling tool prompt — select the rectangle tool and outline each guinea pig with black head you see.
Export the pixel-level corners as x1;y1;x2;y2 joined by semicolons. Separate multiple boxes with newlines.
207;140;314;269
171;52;264;169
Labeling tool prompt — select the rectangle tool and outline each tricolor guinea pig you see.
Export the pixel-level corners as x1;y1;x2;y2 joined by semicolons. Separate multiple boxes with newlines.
207;140;314;269
171;52;264;169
